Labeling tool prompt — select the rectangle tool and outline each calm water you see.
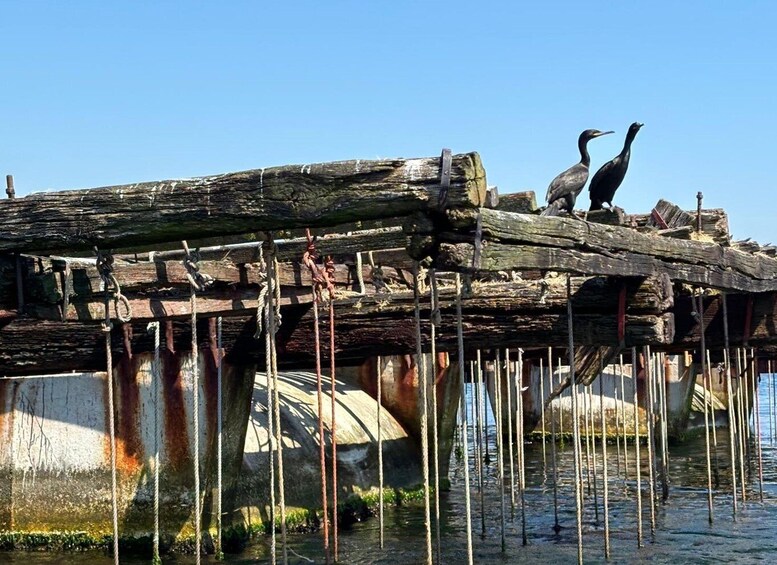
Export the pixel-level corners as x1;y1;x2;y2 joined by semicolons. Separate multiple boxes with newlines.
10;379;777;564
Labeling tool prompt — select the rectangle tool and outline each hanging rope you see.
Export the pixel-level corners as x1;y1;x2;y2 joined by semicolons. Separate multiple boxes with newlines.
265;239;289;565
588;383;599;525
494;350;506;553
619;354;629;481
566;275;584;565
252;245;268;339
377;355;384;550
517;348;527;547
325;254;339;562
548;347;560;534
644;346;656;537
454;274;474;565
539;356;547;471
96;248;121;565
476;349;486;539
216;316;224;560
598;359;610;559
735;348;747;503
428;269;442;564
632;347;643;548
182;241;207;564
413;263;433;565
722;294;739;518
506;349;516;517
302;230;331;563
147;321;162;565
355;251;366;295
697;291;714;525
751;351;764;502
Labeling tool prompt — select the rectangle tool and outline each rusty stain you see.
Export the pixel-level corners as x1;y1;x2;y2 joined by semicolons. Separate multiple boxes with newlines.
202;319;220;440
162;328;191;471
113;324;142;473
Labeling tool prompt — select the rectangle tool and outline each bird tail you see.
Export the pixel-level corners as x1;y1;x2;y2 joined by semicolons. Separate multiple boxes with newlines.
540;200;563;217
589;200;603;212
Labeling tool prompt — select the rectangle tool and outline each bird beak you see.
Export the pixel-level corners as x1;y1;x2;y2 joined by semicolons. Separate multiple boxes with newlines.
597;130;615;137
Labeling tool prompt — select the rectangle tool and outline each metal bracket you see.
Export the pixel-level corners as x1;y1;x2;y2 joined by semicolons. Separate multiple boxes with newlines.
437;148;452;210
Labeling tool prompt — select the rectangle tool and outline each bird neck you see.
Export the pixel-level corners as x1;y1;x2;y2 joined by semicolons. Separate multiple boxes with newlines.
578;137;591;167
621;130;638;156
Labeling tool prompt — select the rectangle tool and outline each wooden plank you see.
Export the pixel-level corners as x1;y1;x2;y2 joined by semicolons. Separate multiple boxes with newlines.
0;153;486;254
437;208;777;292
496;191;538;214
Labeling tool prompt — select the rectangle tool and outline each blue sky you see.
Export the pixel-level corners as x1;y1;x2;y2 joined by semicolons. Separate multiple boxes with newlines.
2;1;775;242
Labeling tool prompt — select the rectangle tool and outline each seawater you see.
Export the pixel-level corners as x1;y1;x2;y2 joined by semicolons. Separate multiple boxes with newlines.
10;381;777;564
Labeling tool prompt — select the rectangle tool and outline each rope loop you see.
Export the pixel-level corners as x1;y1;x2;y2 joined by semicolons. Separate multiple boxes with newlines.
253;245;269;338
367;251;390;294
182;241;214;292
94;247;132;324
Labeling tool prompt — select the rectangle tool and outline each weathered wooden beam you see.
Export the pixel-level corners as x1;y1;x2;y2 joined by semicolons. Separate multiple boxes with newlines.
496;191;538;214
433;209;777;292
630;200;730;245
0;277;674;374
0;309;674;376
0;153;486;254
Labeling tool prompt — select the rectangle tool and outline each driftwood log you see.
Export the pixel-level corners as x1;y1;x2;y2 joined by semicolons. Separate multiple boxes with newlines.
0;153;486;254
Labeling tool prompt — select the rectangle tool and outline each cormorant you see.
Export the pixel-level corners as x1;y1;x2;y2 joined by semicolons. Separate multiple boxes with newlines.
588;122;644;211
541;129;614;217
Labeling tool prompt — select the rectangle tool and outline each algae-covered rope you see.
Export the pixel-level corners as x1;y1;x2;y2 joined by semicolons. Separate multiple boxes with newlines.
454;274;474;565
96;248;121;565
413;263;433;565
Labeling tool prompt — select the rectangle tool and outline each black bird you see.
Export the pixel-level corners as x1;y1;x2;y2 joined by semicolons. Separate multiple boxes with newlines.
588;122;644;211
541;129;614;217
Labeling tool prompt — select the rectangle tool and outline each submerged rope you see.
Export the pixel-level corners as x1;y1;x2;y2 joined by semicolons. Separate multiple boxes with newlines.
267;245;289;565
698;293;714;525
303;230;330;563
428;269;442;563
644;346;656;537
517;348;527;546
413;263;433;565
495;350;506;553
377;355;384;550
567;276;584;565
548;347;560;533
216;316;224;559
100;291;120;563
633;347;643;548
182;241;202;564
454;274;474;565
147;321;162;565
506;349;517;517
598;360;610;559
722;294;738;518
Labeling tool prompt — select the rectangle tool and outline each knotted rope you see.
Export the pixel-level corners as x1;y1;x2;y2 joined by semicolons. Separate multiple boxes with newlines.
216;316;225;560
428;269;442;563
95;248;122;565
